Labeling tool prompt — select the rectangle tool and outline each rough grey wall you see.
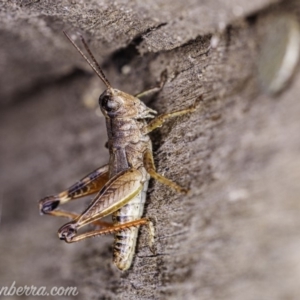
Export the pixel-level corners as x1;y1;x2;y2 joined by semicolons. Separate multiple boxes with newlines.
1;1;300;299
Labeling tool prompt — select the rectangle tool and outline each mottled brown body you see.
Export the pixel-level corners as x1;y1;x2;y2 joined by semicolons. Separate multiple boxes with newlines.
39;32;194;271
101;89;154;270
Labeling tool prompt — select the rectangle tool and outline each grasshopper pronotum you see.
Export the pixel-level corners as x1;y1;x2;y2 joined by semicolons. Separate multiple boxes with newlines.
39;31;195;271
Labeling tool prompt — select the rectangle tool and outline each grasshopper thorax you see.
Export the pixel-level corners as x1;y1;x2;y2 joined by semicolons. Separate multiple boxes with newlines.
99;88;157;119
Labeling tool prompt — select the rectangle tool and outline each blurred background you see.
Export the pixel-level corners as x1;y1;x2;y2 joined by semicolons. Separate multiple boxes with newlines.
1;1;300;299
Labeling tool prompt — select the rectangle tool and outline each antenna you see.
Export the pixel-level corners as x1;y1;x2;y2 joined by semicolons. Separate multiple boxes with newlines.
63;31;112;89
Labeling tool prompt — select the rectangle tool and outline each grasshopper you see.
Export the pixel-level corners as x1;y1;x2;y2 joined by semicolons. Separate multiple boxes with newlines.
39;31;195;271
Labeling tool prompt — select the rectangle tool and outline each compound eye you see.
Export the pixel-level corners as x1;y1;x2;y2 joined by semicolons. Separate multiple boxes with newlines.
101;95;120;112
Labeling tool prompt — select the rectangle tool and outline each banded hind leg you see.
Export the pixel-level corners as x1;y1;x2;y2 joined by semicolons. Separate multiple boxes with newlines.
39;164;110;226
58;168;153;244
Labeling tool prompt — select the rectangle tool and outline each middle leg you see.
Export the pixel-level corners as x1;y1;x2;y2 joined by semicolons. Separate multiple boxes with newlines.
143;149;188;194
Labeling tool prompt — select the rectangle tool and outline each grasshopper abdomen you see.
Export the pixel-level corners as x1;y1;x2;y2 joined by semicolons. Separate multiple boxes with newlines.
112;181;149;270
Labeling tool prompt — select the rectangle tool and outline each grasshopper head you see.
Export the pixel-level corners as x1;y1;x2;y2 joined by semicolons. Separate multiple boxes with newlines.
99;88;157;119
62;32;157;120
